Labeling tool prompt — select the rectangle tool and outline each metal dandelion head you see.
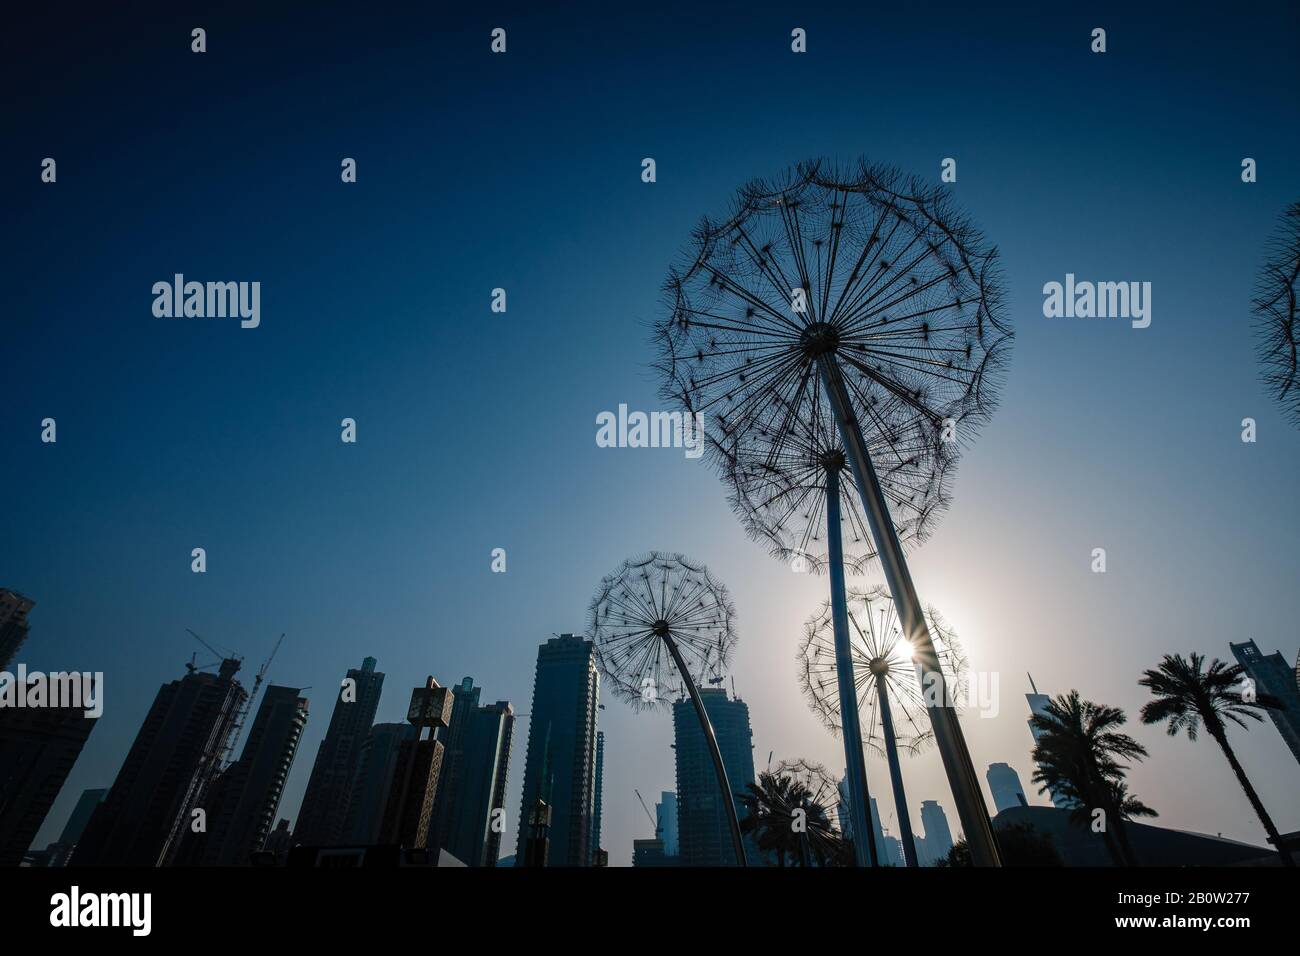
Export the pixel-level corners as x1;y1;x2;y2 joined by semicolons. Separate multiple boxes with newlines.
587;552;737;712
1252;200;1300;428
797;584;967;756
719;387;954;574
773;757;842;816
654;159;1012;561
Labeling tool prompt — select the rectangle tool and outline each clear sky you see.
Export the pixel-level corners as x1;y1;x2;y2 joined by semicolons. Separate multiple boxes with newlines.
4;1;1298;866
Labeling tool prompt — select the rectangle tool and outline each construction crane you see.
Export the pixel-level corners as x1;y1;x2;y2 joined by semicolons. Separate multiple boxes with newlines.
184;627;237;675
158;628;248;866
222;633;284;769
634;788;661;838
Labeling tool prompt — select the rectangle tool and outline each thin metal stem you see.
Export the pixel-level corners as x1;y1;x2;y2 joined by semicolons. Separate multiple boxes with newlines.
662;632;748;867
817;352;1002;867
824;466;879;867
876;673;919;867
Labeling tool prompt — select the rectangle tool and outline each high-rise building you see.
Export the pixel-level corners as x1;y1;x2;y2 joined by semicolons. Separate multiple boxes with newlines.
672;688;757;866
183;685;309;865
632;837;673;866
656;791;679;857
74;660;246;866
345;722;416;844
1230;640;1300;766
429;677;515;866
429;676;481;849
261;818;293;860
45;787;106;866
1026;674;1075;809
0;589;36;670
917;800;954;866
377;678;452;848
864;795;903;866
294;657;384;846
515;634;600;867
986;762;1028;814
591;730;605;862
0;680;98;866
483;701;515;867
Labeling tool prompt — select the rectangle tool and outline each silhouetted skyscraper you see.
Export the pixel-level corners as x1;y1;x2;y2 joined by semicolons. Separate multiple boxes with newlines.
430;676;477;854
0;589;35;670
483;701;515;867
262;818;292;860
656;791;679;857
986;762;1028;814
673;688;757;866
1026;674;1075;809
918;800;954;866
1230;640;1300;766
591;730;605;862
515;634;600;867
0;679;98;866
345;722;415;844
294;656;384;846
74;661;246;866
857;793;902;866
430;677;515;866
46;787;106;866
184;685;309;865
633;837;672;866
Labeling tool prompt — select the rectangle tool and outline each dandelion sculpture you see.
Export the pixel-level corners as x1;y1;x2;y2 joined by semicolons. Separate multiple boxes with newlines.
773;757;848;866
656;158;1012;865
587;552;746;865
799;586;967;867
754;758;846;866
717;382;952;865
1252;201;1300;428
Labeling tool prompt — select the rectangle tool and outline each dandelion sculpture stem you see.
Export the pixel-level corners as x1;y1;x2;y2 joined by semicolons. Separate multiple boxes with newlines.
587;553;747;866
872;667;917;866
823;465;879;867
815;349;992;862
659;627;746;865
658;160;1013;865
801;586;968;868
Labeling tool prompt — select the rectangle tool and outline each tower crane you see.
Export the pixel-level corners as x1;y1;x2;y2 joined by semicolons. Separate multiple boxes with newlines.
222;633;284;769
634;788;661;838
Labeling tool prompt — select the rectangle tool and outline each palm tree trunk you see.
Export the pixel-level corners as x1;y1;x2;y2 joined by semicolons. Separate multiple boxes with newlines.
1210;727;1294;866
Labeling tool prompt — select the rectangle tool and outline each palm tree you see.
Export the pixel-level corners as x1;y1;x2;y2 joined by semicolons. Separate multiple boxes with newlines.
1105;780;1158;867
1030;691;1153;866
738;770;846;866
1139;653;1294;867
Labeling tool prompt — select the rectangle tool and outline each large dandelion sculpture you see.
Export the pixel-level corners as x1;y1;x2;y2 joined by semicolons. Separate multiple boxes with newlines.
772;758;846;866
717;380;951;865
799;586;967;867
656;158;1011;864
1252;201;1300;428
587;552;746;865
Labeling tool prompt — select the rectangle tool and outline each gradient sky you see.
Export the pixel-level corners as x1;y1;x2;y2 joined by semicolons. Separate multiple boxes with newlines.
4;1;1298;866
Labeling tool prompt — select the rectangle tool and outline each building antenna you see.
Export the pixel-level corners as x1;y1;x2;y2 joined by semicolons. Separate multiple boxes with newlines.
1027;672;1039;696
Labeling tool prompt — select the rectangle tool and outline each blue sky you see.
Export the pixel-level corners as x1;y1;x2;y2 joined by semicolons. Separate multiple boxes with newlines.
4;1;1298;865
